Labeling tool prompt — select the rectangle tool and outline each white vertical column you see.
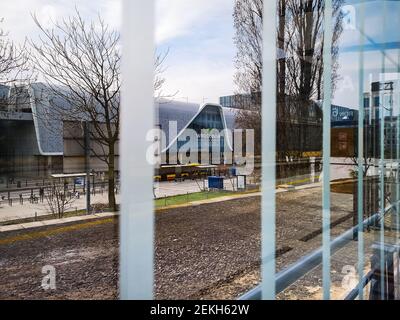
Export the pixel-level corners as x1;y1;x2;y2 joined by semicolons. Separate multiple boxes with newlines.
357;1;366;301
379;0;387;300
120;0;155;299
261;0;277;300
397;113;400;295
322;0;333;301
396;39;400;249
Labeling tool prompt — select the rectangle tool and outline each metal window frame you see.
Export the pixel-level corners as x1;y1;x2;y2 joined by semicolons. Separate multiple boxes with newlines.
119;0;400;301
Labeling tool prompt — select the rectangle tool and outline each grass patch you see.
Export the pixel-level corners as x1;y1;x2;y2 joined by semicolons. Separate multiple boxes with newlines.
155;190;234;208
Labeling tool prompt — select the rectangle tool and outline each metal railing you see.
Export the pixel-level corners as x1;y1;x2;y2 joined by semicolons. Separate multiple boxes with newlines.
239;202;397;300
344;271;374;300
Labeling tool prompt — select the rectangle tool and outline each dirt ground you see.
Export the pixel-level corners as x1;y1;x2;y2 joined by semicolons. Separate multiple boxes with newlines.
0;187;359;300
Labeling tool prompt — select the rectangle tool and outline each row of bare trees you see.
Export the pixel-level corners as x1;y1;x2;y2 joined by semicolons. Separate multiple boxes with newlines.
0;18;31;112
0;19;29;86
1;10;168;211
233;0;344;166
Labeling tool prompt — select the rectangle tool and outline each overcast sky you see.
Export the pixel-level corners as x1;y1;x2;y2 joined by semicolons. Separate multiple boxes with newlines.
2;0;400;108
335;0;400;109
1;0;235;104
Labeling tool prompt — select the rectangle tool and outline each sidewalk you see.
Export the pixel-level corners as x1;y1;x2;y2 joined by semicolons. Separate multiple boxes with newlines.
0;193;121;222
0;211;117;233
0;180;326;234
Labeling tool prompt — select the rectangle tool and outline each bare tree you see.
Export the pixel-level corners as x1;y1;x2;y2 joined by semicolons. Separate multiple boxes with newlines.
44;181;76;218
0;18;31;110
285;0;343;100
30;10;167;211
233;0;344;165
349;156;373;178
234;0;263;100
0;19;29;84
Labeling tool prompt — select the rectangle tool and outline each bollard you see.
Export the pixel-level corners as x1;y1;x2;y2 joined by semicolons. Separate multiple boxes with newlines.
35;212;37;221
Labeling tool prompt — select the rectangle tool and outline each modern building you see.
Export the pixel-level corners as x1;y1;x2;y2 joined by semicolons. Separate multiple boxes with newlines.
0;82;366;180
363;80;399;123
64;99;238;172
155;100;237;165
219;93;260;110
0;83;239;179
0;83;63;179
362;80;400;159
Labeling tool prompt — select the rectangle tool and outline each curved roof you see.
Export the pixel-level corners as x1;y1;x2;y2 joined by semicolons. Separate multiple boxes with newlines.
2;83;239;156
155;99;237;151
30;83;64;155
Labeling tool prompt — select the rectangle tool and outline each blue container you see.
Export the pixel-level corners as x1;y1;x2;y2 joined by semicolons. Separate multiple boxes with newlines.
208;176;224;189
74;177;85;186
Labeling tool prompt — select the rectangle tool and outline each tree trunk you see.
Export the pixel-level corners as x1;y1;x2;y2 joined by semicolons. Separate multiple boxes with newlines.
108;143;117;211
277;0;286;99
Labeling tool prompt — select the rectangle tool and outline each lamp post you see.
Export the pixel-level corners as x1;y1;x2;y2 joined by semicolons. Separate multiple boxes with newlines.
84;121;91;214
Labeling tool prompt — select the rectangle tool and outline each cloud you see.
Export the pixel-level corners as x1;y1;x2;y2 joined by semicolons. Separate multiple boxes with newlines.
155;0;233;44
1;0;121;43
99;0;122;30
155;0;235;102
1;0;235;103
162;59;234;104
35;4;60;29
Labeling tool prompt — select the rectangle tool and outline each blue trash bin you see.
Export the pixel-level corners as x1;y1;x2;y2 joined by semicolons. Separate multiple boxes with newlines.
208;176;224;189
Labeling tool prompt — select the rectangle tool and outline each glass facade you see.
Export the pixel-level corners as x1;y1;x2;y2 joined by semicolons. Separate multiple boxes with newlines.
2;0;400;303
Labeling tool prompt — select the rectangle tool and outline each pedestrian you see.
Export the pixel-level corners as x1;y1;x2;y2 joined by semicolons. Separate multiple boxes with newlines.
39;187;44;202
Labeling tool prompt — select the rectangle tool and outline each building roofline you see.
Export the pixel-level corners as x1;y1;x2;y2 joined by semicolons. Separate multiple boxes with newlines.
162;102;233;153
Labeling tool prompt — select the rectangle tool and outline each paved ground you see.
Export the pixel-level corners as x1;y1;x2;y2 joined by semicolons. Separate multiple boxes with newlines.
0;156;352;223
0;179;241;222
0;191;121;222
0;186;372;300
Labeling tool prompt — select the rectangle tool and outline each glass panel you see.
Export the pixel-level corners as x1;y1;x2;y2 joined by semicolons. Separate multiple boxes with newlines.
153;0;259;300
0;1;122;299
248;0;400;301
2;0;400;302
